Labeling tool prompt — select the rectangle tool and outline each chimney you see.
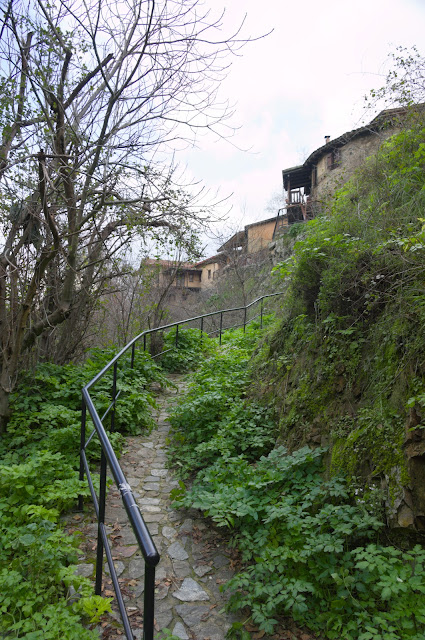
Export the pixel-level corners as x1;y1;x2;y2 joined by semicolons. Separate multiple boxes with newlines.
324;135;330;144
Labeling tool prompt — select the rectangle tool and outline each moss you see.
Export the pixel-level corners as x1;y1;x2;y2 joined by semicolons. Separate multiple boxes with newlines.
330;409;409;503
254;299;414;514
331;437;358;477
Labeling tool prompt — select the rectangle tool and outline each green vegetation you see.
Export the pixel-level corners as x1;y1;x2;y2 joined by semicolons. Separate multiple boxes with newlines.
268;122;425;497
169;319;425;639
168;320;277;476
0;348;165;638
168;121;425;639
175;447;425;639
159;327;216;373
4;112;425;639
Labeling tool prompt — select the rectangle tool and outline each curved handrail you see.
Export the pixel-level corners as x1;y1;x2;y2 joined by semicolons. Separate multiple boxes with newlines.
84;291;283;391
79;291;284;639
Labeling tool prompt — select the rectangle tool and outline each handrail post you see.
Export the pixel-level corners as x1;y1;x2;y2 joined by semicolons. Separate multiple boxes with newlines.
219;311;223;345
95;449;107;595
143;565;156;640
78;400;86;511
131;343;135;369
260;297;264;329
200;316;204;346
175;324;179;348
243;307;247;333
111;362;117;432
143;333;147;352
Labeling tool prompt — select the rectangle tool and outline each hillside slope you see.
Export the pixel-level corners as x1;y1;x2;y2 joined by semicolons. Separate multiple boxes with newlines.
259;120;425;531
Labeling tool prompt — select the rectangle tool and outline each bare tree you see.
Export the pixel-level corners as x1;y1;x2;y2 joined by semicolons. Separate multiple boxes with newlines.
265;189;286;217
0;0;257;431
98;252;202;351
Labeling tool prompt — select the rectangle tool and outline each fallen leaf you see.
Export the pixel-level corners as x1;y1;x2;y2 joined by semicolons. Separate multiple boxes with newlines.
104;590;114;597
114;545;138;557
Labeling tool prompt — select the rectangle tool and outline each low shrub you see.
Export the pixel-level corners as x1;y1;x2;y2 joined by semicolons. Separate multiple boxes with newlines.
168;322;277;476
160;327;216;372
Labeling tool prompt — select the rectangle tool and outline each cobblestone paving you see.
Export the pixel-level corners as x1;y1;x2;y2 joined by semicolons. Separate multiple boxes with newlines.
74;375;242;640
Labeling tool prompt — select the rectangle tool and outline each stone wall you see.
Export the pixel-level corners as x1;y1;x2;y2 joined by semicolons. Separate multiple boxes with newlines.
313;128;397;202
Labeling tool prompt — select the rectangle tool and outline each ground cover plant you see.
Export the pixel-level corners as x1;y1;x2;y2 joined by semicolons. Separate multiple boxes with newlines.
174;446;425;640
159;327;216;373
169;310;425;638
168;319;277;476
0;347;165;638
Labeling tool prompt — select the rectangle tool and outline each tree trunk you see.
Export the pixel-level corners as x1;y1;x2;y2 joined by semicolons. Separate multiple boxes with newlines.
0;385;11;435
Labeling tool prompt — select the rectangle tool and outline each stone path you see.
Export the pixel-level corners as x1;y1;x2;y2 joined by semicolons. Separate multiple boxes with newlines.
73;375;242;640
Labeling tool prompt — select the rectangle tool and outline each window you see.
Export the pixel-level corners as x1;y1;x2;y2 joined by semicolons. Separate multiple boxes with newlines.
208;269;211;279
189;273;194;282
327;149;341;170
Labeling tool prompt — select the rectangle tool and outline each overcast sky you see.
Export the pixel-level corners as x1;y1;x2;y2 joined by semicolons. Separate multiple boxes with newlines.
178;0;425;253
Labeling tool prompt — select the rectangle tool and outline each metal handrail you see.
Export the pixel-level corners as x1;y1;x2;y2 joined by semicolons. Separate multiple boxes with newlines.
79;291;284;639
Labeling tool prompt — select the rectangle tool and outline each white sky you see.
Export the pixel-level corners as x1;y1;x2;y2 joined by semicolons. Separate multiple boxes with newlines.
178;0;425;253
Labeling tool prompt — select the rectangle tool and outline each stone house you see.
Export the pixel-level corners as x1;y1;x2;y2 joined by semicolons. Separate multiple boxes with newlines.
143;254;228;293
210;108;413;264
281;107;410;223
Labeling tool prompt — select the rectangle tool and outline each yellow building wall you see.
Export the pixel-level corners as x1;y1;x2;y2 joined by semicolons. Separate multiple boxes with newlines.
200;262;220;287
184;271;202;288
247;220;276;253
